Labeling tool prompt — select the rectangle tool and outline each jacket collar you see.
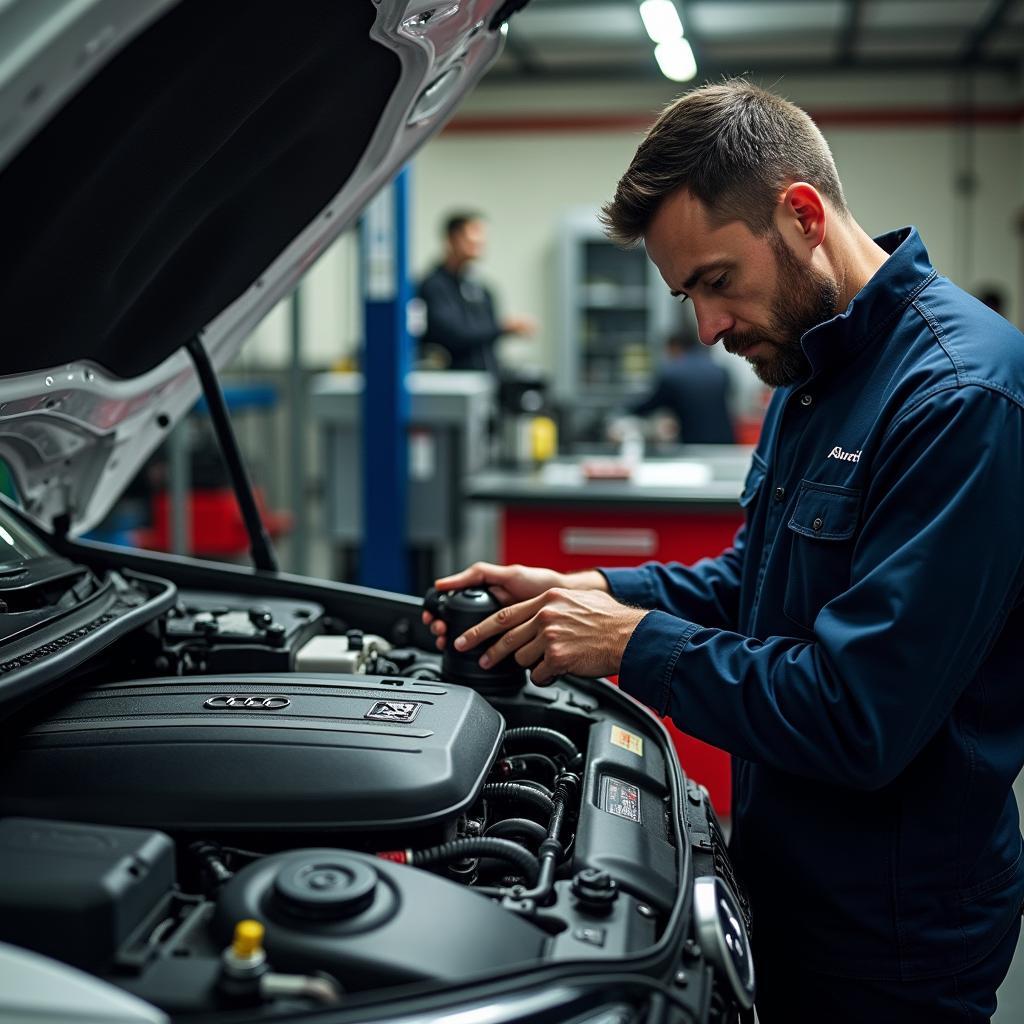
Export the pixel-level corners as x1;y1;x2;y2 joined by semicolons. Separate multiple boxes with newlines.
800;226;937;377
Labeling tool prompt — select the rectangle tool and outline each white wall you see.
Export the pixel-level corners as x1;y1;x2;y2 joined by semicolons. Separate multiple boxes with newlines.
827;124;1020;311
234;231;361;370
411;72;1024;376
237;69;1024;370
412;130;653;375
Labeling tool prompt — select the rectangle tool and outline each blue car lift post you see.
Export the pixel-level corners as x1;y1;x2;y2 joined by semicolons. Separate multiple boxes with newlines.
359;169;411;593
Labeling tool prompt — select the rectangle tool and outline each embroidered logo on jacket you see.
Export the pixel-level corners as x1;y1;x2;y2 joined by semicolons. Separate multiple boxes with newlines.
827;446;861;463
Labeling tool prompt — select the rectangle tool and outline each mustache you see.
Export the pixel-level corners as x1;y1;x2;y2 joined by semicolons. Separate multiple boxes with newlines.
722;332;776;356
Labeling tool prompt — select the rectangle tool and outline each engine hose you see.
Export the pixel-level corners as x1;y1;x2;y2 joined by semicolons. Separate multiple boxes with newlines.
511;778;553;799
379;838;539;885
531;772;580;899
482;782;555;820
406;663;443;681
485;817;548;849
503;726;579;764
189;841;233;889
515;752;558;783
493;771;581;905
496;754;559;788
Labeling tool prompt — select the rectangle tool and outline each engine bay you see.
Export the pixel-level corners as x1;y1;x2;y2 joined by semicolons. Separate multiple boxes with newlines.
0;544;752;1021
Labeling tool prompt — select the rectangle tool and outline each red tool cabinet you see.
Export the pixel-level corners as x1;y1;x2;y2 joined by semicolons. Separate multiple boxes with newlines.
497;500;744;814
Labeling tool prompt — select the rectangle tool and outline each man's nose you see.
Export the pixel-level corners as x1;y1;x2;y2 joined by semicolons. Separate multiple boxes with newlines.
694;304;734;347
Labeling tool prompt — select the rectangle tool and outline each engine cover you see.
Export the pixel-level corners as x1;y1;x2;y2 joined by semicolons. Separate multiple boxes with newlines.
0;675;503;833
212;849;546;988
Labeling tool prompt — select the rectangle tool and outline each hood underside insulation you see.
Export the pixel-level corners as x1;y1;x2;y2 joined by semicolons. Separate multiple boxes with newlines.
0;0;398;379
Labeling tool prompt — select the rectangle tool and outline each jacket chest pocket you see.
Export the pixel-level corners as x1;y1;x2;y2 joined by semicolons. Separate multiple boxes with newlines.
783;480;861;630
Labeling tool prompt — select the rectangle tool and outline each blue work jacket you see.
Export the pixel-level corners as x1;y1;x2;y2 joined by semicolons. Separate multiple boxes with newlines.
602;227;1024;981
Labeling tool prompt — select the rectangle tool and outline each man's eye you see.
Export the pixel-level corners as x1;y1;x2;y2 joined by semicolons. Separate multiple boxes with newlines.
710;273;729;291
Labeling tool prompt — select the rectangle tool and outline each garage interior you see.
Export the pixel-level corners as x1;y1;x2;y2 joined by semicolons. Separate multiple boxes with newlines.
8;1;1023;1019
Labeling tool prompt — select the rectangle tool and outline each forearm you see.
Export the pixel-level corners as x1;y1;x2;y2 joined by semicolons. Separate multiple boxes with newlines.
600;548;744;631
561;569;609;592
619;613;879;787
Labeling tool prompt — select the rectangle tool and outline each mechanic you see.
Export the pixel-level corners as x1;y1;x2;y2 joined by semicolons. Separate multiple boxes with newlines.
418;211;536;375
625;328;735;444
425;81;1024;1022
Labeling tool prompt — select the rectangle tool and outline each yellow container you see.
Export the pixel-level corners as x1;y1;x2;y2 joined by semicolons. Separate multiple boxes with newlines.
530;415;558;464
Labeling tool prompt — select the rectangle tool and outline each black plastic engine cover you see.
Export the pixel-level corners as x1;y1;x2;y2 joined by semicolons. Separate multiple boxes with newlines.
0;817;174;971
212;849;546;988
0;675;503;833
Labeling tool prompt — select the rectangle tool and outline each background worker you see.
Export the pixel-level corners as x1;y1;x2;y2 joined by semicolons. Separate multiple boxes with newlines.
418;212;537;376
425;80;1024;1023
627;329;735;443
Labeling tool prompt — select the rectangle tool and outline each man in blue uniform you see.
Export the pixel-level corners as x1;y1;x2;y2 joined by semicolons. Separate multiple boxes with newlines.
628;330;735;444
426;81;1024;1021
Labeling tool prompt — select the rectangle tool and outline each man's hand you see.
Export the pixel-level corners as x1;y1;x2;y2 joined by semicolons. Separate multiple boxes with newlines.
422;562;608;650
452;588;647;686
502;314;538;337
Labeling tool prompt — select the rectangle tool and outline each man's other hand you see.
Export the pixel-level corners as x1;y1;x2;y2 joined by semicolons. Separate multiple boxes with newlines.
452;587;647;686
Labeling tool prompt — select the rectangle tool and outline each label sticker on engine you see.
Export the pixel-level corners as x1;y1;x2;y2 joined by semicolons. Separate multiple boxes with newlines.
601;776;642;823
610;725;644;756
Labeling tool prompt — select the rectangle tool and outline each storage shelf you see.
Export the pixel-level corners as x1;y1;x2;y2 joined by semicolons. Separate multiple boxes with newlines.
557;208;680;442
580;284;649;308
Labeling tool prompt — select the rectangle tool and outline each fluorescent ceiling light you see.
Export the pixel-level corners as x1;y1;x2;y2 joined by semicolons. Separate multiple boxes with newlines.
640;0;684;44
654;37;697;82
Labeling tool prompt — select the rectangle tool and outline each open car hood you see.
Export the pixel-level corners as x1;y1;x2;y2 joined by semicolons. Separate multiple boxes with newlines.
0;0;519;536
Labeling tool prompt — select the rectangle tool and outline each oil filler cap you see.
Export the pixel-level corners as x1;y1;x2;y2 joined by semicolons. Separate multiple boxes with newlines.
273;855;378;920
572;868;618;914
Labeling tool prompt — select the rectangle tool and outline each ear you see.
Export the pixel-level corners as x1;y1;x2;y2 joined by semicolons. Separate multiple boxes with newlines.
776;182;826;252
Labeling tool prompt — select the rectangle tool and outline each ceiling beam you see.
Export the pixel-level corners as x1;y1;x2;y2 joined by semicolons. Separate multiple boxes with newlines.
837;0;864;65
961;0;1016;63
446;108;1024;135
485;54;1023;83
503;33;543;76
512;25;1004;48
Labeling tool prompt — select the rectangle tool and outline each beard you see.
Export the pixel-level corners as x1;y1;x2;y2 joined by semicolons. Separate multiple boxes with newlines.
721;232;839;388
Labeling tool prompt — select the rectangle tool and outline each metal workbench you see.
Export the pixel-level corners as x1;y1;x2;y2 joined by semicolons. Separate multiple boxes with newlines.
311;370;496;589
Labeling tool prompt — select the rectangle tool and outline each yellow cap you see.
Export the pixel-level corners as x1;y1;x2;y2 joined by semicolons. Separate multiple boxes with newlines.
530;415;558;464
231;919;265;959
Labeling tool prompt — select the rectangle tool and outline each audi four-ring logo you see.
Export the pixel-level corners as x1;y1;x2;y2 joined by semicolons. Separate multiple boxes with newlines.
203;695;291;710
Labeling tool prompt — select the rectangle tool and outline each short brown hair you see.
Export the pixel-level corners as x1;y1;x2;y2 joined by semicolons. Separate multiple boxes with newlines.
601;79;847;245
444;211;484;239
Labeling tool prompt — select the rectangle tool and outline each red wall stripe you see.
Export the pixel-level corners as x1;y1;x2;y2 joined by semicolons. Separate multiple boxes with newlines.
443;106;1024;135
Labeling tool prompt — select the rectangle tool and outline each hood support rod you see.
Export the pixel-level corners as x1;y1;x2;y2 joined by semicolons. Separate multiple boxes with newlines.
185;336;278;572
